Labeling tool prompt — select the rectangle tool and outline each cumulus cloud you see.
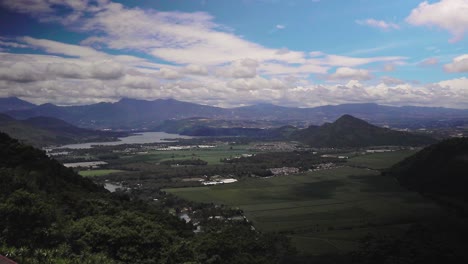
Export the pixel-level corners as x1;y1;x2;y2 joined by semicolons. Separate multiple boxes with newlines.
276;24;285;29
2;1;465;108
444;54;468;72
406;0;468;42
328;67;372;81
0;61;45;82
356;19;400;30
157;68;182;80
183;64;208;75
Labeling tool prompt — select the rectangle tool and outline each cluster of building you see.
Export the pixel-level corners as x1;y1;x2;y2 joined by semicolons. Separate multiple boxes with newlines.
249;142;299;152
269;167;300;176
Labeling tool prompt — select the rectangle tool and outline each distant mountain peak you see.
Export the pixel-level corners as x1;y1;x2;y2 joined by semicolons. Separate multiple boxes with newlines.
0;97;36;113
333;114;372;126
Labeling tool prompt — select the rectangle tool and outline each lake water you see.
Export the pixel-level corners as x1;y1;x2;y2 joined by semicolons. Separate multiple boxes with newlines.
58;132;192;149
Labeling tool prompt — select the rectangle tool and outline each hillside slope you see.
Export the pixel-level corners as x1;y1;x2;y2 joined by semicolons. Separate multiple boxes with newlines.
0;133;293;263
387;137;468;200
0;114;127;147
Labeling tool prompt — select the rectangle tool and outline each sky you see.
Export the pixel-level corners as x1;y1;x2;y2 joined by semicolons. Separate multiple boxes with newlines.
0;0;467;108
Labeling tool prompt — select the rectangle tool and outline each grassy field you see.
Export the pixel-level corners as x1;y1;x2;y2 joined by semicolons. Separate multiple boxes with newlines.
78;169;124;177
165;150;442;255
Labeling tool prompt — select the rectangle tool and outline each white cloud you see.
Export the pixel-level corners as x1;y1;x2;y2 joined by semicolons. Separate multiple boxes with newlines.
76;2;306;66
406;0;468;42
419;57;439;66
157;68;182;80
3;1;465;108
216;59;259;78
328;67;372;81
444;54;468;72
0;40;29;49
381;76;405;85
22;36;106;58
356;19;399;30
276;24;285;29
318;54;406;67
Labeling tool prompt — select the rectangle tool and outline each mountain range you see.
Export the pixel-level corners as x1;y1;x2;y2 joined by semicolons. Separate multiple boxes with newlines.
156;114;436;147
2;97;468;130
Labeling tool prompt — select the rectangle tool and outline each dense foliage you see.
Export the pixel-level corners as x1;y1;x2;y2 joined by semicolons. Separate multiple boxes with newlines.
0;132;294;263
386;137;468;200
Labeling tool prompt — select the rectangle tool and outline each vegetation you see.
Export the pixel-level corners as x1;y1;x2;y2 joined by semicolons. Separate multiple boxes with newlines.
0;132;294;263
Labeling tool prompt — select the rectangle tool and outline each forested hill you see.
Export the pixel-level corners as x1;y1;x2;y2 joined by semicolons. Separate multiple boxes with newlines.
0;132;293;263
386;137;468;200
292;114;436;147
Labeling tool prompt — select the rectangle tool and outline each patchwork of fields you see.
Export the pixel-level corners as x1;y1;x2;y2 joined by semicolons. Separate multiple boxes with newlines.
165;151;443;255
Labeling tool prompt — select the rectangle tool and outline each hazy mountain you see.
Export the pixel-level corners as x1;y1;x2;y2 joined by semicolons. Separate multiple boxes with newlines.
6;98;228;129
0;97;36;112
0;113;127;147
3;97;468;130
292;114;437;147
387;137;468;200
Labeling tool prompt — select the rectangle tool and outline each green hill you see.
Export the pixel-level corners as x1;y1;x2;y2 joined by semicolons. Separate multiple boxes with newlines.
0;133;293;263
293;114;436;147
386;137;468;200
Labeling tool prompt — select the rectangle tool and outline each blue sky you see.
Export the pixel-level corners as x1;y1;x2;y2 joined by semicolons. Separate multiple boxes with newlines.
0;0;466;108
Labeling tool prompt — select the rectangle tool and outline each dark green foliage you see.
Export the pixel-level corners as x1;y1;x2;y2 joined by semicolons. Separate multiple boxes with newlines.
352;222;468;264
223;151;345;171
386;137;468;200
293;115;436;147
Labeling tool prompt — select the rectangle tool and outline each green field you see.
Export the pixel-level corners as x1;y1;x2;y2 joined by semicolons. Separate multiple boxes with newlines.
165;151;442;255
78;169;124;177
346;150;418;169
119;145;252;166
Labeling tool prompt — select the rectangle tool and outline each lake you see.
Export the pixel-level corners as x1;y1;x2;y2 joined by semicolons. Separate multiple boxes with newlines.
57;132;193;149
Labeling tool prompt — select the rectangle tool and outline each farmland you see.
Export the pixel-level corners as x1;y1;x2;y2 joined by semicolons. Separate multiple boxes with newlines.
78;169;124;177
165;152;443;255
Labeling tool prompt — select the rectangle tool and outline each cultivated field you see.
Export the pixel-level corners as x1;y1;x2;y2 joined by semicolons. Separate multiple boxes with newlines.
118;144;252;166
165;151;442;255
